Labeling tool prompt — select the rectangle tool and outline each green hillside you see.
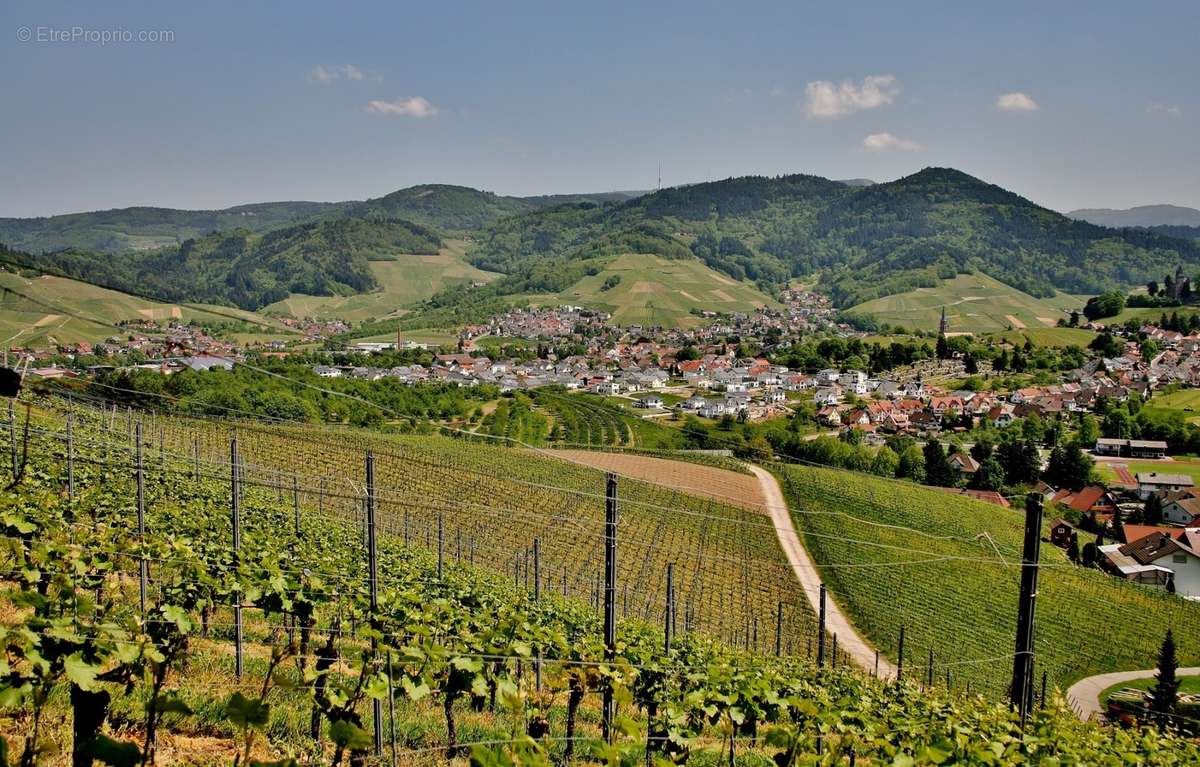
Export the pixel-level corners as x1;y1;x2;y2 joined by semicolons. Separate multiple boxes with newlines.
551;253;776;327
7;217;442;311
0;270;294;347
776;462;1200;694
463;168;1200;309
848;272;1086;334
263;239;499;321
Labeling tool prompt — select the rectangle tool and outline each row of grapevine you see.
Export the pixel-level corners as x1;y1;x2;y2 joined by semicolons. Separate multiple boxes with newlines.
776;462;1200;697
3;395;1199;765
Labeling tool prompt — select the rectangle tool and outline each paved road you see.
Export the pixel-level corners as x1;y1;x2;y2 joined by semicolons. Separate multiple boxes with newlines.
1065;666;1200;721
749;464;896;678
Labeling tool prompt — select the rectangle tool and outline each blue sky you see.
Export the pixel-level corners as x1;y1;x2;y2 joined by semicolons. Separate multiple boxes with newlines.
2;1;1197;217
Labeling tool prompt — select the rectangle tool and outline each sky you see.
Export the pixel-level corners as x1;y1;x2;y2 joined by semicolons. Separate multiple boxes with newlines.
2;1;1197;217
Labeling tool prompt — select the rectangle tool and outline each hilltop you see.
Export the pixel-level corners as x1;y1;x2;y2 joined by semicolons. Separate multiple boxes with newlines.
461;167;1200;308
0;186;644;255
6;168;1200;329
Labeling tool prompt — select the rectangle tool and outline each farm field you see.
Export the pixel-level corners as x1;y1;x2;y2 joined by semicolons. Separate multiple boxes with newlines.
262;240;498;322
72;397;805;646
850;273;1087;335
552;253;778;328
4;396;1200;763
775;462;1200;695
0;270;296;346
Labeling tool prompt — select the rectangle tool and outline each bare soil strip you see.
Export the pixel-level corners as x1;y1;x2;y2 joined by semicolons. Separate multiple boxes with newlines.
548;449;765;510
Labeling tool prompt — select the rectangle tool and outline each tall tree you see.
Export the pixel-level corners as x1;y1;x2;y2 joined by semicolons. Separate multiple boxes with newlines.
922;440;956;487
1149;629;1181;730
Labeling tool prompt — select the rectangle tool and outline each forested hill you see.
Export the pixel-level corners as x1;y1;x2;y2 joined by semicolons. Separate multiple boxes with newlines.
4;217;441;310
0;201;349;254
462;167;1200;306
0;186;643;255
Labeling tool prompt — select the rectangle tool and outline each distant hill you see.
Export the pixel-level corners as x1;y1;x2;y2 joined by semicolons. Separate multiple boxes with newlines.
1069;204;1200;228
0;201;349;254
0;187;645;255
4;217;442;311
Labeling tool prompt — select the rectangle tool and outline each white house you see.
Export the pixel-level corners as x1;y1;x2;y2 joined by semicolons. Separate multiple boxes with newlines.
1137;473;1196;500
1163;497;1200;526
635;395;664;409
813;386;842;406
698;399;727;419
1101;530;1200;598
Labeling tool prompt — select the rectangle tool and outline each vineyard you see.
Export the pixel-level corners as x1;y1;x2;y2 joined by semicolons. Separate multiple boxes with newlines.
776;462;1200;697
1;395;1199;765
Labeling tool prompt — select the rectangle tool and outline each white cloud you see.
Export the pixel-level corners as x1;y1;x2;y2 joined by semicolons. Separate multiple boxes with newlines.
365;97;438;118
996;92;1039;112
804;74;899;119
862;132;922;152
308;64;380;84
1147;102;1183;116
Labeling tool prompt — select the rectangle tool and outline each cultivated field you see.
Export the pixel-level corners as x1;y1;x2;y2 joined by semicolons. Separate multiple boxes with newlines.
263;240;499;321
548;449;765;511
553;254;777;328
850;273;1087;334
775;462;1200;695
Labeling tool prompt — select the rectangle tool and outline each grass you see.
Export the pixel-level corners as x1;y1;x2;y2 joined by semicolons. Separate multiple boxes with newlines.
0;271;296;347
1095;458;1200;485
849;273;1088;335
262;240;499;322
983;327;1099;348
1110;305;1200;326
774;462;1200;695
551;254;777;328
355;328;459;348
1143;389;1200;425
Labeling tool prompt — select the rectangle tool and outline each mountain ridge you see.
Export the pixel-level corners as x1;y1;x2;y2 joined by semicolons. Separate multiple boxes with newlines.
1069;204;1200;228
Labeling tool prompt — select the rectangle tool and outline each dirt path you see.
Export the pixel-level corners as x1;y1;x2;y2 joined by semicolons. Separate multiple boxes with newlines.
748;465;895;678
1066;666;1200;721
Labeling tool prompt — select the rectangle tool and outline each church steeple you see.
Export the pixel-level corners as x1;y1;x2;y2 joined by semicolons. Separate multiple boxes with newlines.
939;306;947;336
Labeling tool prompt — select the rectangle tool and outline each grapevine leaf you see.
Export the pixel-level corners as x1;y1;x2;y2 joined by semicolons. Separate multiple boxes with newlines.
225;692;269;729
329;720;372;750
401;677;431;701
64;653;99;691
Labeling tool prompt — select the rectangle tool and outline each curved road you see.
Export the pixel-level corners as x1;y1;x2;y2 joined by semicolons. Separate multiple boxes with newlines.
749;465;897;679
1066;667;1200;721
